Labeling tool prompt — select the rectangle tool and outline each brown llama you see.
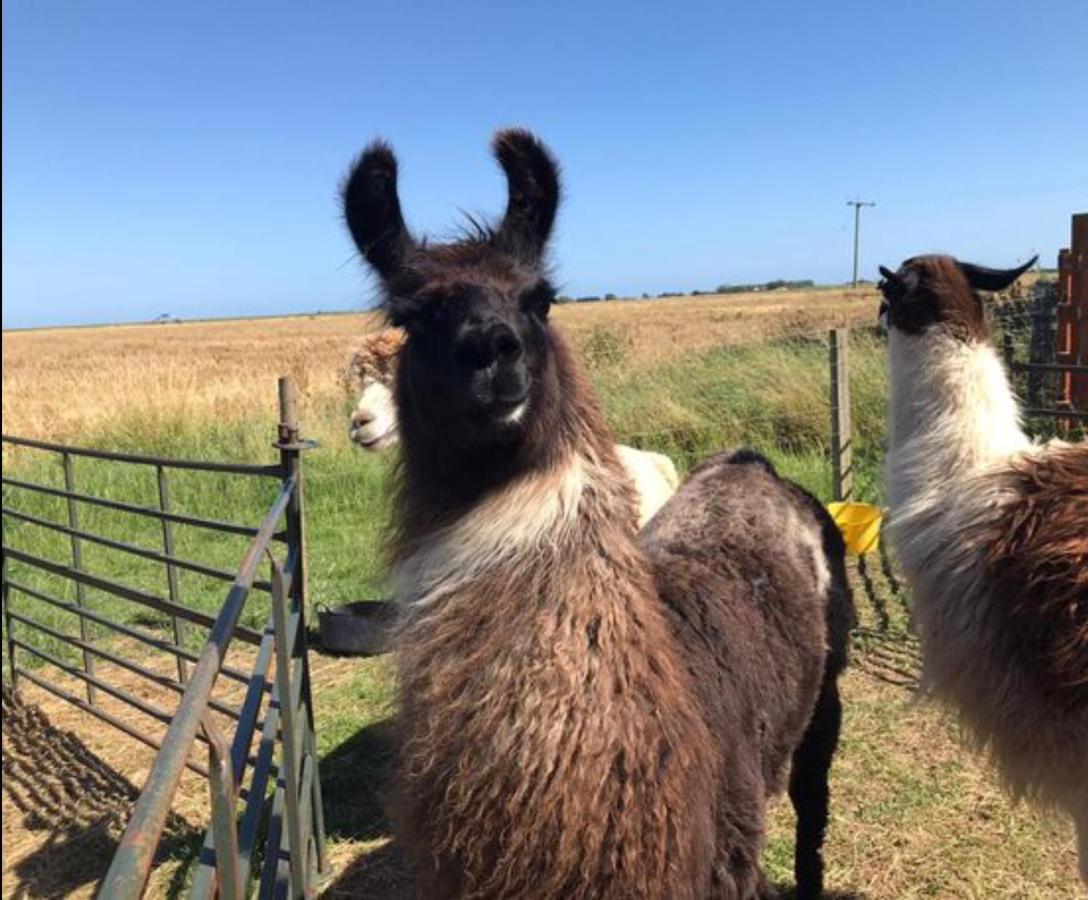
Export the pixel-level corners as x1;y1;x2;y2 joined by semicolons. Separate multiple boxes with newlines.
878;255;1088;888
342;129;854;899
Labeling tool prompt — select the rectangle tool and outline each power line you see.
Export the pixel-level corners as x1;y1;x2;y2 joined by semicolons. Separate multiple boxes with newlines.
847;200;876;288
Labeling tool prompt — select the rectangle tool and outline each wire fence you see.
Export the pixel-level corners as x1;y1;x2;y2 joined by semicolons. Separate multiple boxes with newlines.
993;279;1088;436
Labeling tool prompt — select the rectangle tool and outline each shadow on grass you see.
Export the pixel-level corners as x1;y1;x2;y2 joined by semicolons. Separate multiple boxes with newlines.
1;686;201;898
847;537;921;691
317;717;414;897
320;839;413;899
851;624;921;690
320;717;397;843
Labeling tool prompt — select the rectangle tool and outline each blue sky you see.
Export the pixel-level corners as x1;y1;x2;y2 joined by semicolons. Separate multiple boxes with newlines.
3;1;1086;329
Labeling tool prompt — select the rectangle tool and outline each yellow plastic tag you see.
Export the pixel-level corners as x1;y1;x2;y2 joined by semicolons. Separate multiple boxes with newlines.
826;501;884;557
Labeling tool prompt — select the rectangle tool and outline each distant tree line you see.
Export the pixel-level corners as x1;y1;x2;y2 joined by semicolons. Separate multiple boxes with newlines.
554;279;818;304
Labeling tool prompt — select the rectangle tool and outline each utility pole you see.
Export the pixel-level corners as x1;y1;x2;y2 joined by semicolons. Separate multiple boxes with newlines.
847;199;876;288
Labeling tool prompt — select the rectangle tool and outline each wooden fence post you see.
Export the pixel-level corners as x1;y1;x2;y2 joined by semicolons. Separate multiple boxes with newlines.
829;328;853;502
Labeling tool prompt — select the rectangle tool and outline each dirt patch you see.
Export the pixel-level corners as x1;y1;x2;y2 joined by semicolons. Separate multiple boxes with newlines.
1;636;365;898
1;686;200;899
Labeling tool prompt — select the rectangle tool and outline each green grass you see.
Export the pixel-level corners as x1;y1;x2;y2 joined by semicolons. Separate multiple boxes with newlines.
2;331;889;670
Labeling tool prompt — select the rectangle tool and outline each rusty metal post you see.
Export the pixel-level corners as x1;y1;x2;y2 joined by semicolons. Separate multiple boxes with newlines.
157;465;188;684
271;560;307;898
203;714;243;900
2;518;16;691
274;376;326;886
303;694;327;878
275;376;326;878
1057;247;1074;412
277;378;308;607
829;329;854;501
1070;213;1088;410
62;452;96;703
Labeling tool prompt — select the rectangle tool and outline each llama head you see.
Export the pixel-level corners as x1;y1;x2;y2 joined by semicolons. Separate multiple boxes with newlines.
877;254;1036;342
349;378;398;450
345;329;406;451
342;129;563;453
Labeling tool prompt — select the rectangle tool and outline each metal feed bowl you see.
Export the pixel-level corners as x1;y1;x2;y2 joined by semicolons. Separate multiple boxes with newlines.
316;600;399;656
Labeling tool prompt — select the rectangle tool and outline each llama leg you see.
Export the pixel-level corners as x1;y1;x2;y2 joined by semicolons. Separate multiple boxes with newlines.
789;674;843;900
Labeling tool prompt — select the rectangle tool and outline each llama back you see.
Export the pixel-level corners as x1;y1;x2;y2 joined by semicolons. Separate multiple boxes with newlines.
642;450;853;796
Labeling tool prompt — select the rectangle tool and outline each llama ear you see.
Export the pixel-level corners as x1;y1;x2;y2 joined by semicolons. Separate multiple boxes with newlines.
884;259;925;297
342;140;414;280
492;128;561;262
877;265;898;296
957;255;1037;293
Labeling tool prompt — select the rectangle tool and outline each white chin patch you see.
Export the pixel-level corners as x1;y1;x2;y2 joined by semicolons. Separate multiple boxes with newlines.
501;402;528;425
877;309;889;333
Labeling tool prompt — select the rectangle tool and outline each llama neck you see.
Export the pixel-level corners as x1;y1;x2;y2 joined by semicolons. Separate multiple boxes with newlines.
886;330;1030;510
392;411;639;611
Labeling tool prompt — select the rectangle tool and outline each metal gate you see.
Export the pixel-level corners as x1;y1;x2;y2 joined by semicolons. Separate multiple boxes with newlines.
1;377;325;898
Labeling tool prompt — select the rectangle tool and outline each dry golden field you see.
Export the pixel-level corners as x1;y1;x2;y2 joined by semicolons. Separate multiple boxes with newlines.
1;286;877;443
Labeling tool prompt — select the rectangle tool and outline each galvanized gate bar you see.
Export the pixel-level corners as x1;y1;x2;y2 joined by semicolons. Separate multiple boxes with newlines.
157;465;188;684
1;548;265;646
276;374;328;882
5;609;250;723
187;597;306;898
1;475;276;539
1;506;274;591
12;637;186;729
187;622;281;899
271;559;307;899
258;778;289;899
61;451;97;704
4;578;260;689
98;478;294;898
2;515;15;688
1;433;282;477
203;715;243;900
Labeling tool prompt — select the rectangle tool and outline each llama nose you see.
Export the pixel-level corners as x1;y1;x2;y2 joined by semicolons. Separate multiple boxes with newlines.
455;323;523;370
489;323;523;362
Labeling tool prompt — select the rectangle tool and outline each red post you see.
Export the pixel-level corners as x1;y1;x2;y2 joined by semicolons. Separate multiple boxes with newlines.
1054;213;1088;412
1070;214;1088;410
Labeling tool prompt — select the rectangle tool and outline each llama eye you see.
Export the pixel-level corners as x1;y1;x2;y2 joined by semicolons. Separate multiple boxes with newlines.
521;285;554;319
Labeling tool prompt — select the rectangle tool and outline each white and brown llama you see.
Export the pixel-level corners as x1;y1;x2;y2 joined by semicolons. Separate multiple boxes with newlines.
342;128;854;899
878;255;1088;888
345;328;681;526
